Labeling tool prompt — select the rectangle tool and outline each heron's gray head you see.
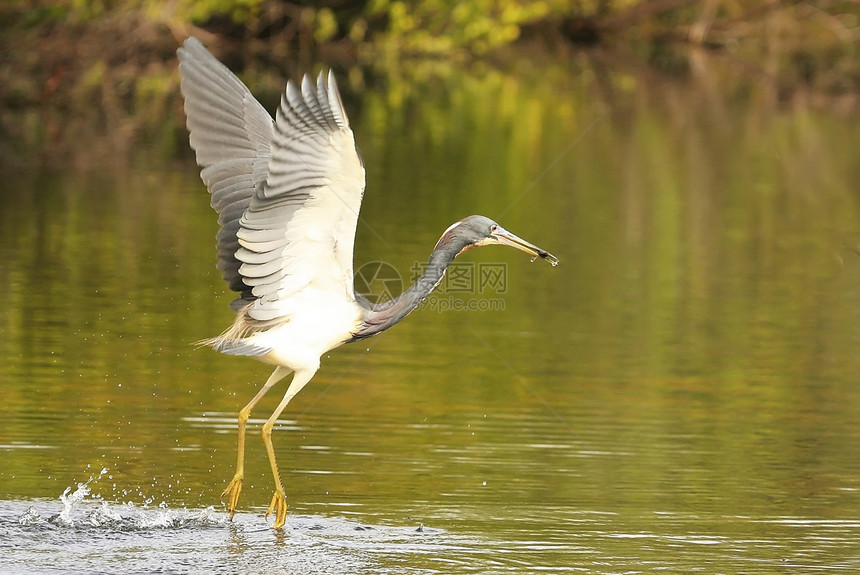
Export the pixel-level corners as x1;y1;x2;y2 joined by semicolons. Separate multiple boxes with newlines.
433;215;559;265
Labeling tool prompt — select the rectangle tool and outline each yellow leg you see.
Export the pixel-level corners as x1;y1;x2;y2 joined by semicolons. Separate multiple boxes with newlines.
262;368;316;529
221;366;291;520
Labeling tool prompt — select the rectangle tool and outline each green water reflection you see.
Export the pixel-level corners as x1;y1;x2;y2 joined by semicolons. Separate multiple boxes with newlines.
1;50;859;570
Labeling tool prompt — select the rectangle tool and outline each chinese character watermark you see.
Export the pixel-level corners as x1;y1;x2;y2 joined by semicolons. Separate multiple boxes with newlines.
355;261;509;312
408;262;508;295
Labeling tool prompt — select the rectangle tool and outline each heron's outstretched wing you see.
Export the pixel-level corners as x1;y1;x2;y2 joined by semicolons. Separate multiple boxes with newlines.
179;38;366;323
177;37;274;301
237;71;366;322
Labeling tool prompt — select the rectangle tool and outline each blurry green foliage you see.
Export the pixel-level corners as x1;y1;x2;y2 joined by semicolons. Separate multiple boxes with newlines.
0;0;856;132
174;0;264;24
4;0;858;60
361;0;549;54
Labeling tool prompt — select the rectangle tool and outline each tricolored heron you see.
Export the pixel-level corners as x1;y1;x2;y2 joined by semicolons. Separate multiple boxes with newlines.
177;37;558;529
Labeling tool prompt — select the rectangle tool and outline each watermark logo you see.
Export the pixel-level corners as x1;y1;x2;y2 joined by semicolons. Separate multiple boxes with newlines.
353;261;508;312
353;261;402;304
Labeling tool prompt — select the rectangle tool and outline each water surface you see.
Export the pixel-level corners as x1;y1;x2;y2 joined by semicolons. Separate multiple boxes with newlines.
1;49;859;572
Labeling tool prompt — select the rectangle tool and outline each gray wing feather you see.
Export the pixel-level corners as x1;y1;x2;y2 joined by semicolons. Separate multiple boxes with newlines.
177;37;274;299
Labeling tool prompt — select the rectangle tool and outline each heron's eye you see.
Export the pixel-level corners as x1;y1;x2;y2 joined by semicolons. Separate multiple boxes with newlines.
490;224;498;232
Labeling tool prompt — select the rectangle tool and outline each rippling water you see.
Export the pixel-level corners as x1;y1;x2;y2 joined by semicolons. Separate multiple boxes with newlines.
5;488;860;572
1;47;860;572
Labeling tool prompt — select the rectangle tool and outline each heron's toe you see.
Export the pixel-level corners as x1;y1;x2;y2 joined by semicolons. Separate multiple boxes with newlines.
266;490;288;529
220;476;244;519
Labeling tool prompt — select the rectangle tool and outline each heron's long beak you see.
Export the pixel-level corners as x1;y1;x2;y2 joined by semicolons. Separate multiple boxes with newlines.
491;227;559;266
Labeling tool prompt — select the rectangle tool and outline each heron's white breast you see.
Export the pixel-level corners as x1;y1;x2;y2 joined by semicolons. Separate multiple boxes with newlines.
250;292;362;370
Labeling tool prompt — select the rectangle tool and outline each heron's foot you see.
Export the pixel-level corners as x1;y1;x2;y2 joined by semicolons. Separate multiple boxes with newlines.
266;488;288;529
220;475;244;520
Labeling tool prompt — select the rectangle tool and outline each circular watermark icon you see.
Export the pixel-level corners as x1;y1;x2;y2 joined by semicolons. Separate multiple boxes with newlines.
354;261;403;304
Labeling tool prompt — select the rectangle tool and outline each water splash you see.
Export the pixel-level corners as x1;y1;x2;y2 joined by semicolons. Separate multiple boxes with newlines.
54;467;109;527
16;467;224;531
18;506;43;526
85;501;123;527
